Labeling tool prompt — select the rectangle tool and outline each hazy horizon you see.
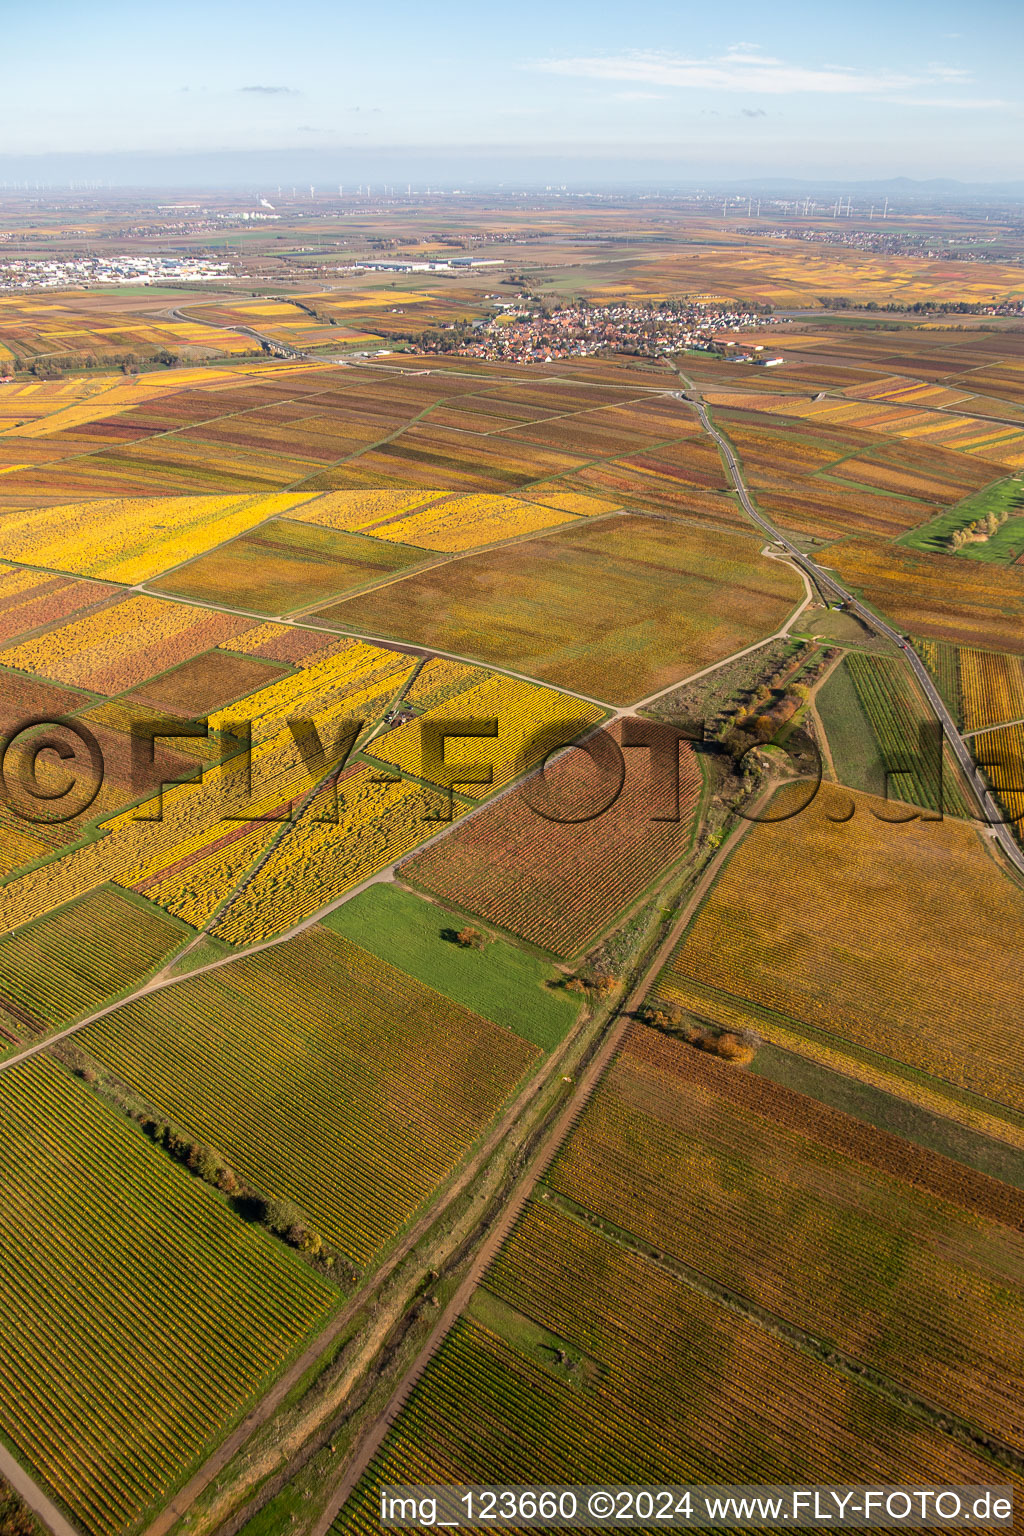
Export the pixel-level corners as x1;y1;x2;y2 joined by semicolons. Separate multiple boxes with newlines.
1;150;1022;198
2;0;1020;186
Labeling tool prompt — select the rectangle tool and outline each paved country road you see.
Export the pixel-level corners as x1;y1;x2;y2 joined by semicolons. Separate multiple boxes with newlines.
678;390;1024;881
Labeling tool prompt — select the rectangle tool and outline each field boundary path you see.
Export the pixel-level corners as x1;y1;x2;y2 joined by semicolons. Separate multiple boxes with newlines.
0;1442;79;1536
310;790;771;1534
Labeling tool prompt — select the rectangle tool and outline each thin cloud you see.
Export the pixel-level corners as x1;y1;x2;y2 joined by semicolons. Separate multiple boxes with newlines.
887;95;1015;109
533;47;984;100
925;63;971;81
741;107;768;117
239;85;299;96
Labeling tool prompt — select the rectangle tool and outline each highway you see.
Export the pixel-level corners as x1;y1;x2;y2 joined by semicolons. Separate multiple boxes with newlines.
679;391;1024;880
168;305;310;359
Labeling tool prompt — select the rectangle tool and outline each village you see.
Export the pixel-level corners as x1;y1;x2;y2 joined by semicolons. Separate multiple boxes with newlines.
408;298;784;363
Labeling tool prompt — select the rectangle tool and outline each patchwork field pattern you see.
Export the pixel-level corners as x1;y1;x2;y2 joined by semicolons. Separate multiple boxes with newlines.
217;619;357;667
176;296;379;351
321;514;802;704
0;289;261;366
0;593;250;693
81;926;539;1264
152;517;428;614
289;487;611;551
404;656;490;710
711;401;1002;543
915;638;963;721
8;226;1024;1536
0;1055;335;1536
827;537;1024;654
0;639;415;937
710;390;1024;470
0;362;666;502
0;564;121;644
550;1028;1024;1447
0;493;315;583
337;1203;1008;1534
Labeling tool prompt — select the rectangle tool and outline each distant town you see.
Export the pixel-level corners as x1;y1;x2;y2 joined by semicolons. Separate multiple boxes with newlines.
403;300;783;363
0;254;235;291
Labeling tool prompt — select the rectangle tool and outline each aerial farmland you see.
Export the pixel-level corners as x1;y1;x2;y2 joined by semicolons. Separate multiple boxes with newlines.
1;9;1024;1530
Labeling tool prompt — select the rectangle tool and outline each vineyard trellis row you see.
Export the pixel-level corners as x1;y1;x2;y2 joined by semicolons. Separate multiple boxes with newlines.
81;927;539;1264
405;732;703;958
0;1056;335;1536
546;1028;1024;1450
335;1205;1011;1533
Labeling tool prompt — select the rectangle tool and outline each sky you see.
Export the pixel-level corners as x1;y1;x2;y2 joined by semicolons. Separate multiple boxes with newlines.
1;0;1020;184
